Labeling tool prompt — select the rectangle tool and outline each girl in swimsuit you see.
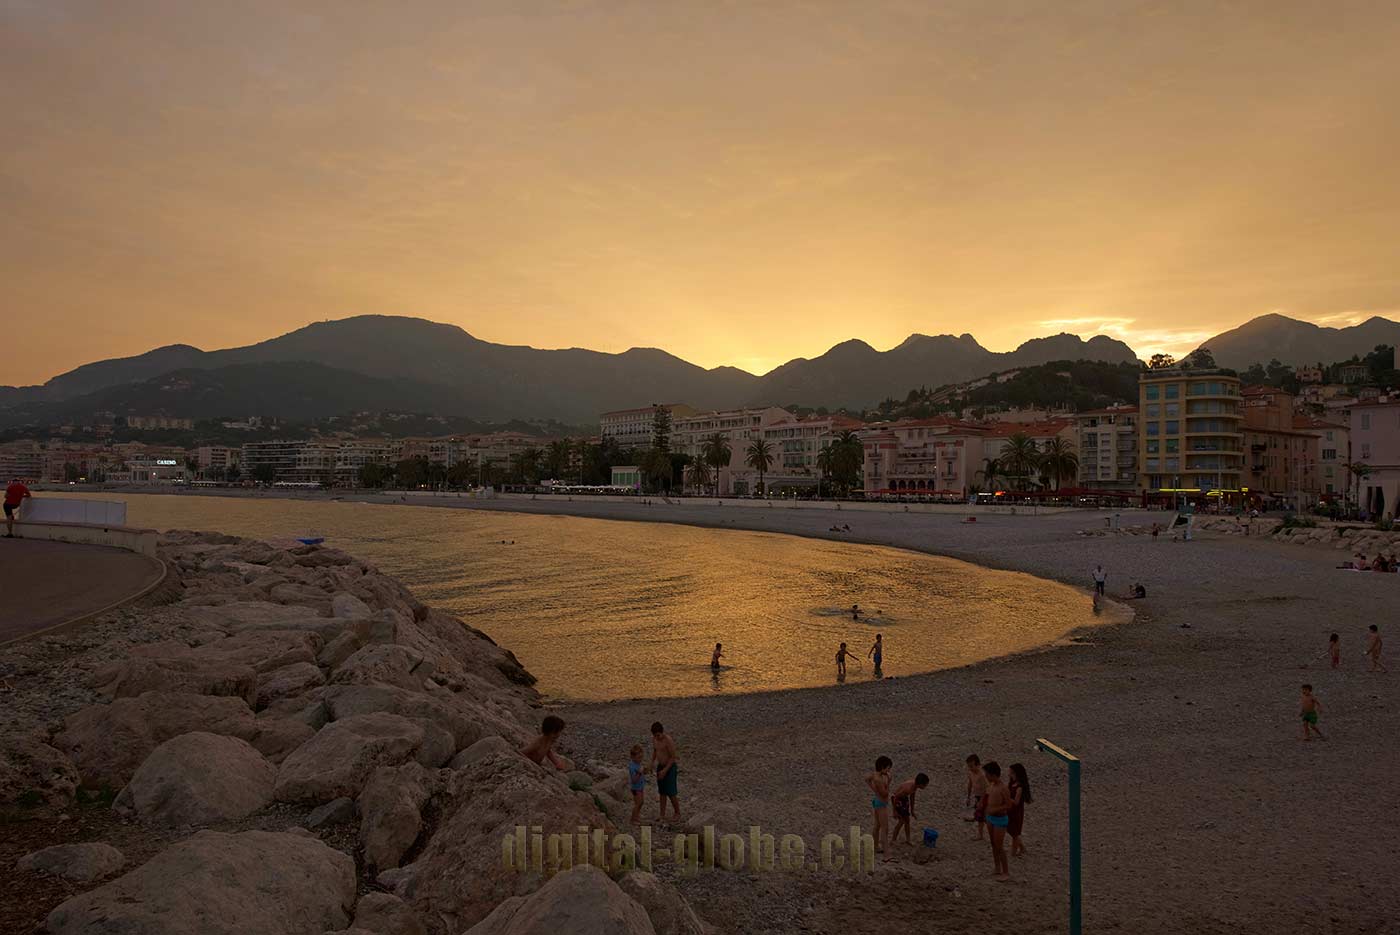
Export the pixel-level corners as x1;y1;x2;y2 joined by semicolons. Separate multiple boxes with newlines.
711;643;723;670
1007;762;1032;857
866;755;893;858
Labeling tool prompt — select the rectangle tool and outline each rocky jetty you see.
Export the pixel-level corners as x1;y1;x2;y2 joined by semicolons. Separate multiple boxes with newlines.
2;531;708;935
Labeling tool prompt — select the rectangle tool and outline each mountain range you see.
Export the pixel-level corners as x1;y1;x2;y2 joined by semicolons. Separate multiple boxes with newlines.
1196;314;1400;370
1;311;1395;427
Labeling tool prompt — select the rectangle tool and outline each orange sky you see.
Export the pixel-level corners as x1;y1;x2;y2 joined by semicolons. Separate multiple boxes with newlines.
4;1;1400;386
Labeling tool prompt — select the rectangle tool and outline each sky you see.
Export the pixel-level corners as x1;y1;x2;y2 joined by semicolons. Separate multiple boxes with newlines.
4;0;1400;386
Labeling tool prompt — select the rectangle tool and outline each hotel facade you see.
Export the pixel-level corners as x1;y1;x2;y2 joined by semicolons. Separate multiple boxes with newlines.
1137;368;1244;496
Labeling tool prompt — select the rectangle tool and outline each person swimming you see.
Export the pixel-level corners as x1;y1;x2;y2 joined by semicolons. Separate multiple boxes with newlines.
851;603;860;621
710;642;723;670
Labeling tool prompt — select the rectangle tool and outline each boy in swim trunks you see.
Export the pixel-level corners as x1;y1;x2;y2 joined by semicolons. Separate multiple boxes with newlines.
520;715;572;770
866;755;893;858
1367;625;1387;673
650;722;680;822
982;761;1012;881
868;634;883;676
835;642;858;678
889;772;928;846
1299;684;1325;741
966;754;988;839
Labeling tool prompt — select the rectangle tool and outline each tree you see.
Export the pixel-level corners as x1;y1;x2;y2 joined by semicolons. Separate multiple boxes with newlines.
252;462;278;485
701;432;732;496
651;407;672;454
207;465;226;482
225;464;242;484
641;447;672;493
1185;347;1216;369
688;458;711;494
1038;436;1080;491
1345;461;1371;513
976;456;1006;491
745;438;774;497
816;443;834;497
826;430;865;496
1242;362;1268;385
999;433;1041;490
358;463;390;488
396;456;431;488
63;462;80;483
1147;353;1176;370
544;440;571;480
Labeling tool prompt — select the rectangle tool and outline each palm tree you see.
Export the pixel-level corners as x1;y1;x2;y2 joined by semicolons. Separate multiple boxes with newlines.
688;459;711;494
1345;461;1371;515
745;438;774;497
830;430;864;496
1038;436;1080;491
544;440;570;480
999;433;1041;491
642;447;672;493
816;442;835;497
702;432;732;496
976;456;1006;491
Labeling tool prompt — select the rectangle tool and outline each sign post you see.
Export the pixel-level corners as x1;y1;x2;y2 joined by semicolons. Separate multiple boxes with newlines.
1035;738;1081;935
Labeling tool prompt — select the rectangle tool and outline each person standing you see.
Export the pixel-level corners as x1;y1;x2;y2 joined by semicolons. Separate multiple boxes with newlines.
868;633;883;676
4;477;32;538
650;722;680;823
1092;564;1107;596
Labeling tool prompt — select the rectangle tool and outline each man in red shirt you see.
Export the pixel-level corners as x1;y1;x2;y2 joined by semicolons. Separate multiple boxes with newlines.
4;477;32;537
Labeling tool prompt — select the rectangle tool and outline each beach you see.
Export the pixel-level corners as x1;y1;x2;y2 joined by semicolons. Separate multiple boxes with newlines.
11;488;1399;933
397;493;1399;934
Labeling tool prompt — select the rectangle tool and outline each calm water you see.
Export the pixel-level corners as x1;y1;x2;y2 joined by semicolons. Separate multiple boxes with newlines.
71;492;1105;702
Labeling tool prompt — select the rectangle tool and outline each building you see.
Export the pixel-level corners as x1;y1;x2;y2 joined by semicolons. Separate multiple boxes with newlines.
1294;415;1349;499
126;415;195;430
240;441;308;481
194;446;241;472
0;441;46;481
1338;362;1370;384
1137;368;1244;496
672;406;789;495
1074;407;1138;490
1296;365;1324;384
599;404;697;450
756;413;863;493
1349;396;1400;518
611;465;642;489
1241;387;1316;509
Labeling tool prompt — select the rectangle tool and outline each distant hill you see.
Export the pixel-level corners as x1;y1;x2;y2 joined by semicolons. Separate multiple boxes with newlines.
753;332;1138;410
0;315;1140;424
1199;313;1400;370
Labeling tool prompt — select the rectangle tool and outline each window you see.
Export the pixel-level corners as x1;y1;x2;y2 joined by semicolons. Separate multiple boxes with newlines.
1165;458;1179;471
1145;385;1160;401
1165;403;1180;417
1361;414;1371;430
1146;404;1160;418
1361;443;1371;458
1165;421;1180;435
1146;423;1160;436
1165;384;1180;400
1146;459;1160;472
1322;448;1336;460
1325;431;1334;442
1147;440;1159;454
1166;439;1179;453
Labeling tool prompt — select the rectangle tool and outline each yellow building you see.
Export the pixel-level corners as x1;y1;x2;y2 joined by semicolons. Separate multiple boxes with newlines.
1137;368;1243;495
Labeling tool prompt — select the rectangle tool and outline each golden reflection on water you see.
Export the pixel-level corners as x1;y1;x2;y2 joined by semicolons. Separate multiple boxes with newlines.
77;493;1108;702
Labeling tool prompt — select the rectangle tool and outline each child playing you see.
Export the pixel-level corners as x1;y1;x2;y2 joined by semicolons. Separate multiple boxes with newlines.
1007;763;1032;858
836;642;858;678
1326;633;1340;669
868;634;883;675
1299;684;1326;741
889;772;928;846
1367;625;1387;673
520;715;571;769
982;761;1012;881
866;755;893;858
710;643;723;670
966;753;988;839
627;744;647;824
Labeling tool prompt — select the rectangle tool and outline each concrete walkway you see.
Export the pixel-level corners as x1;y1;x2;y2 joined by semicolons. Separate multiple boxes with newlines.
0;538;164;645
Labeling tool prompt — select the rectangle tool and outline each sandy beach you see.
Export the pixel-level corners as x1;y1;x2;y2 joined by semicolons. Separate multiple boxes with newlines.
380;493;1399;934
15;487;1400;933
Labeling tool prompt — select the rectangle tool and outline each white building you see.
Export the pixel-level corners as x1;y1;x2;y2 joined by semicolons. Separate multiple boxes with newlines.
599;404;697;450
1074;407;1138;490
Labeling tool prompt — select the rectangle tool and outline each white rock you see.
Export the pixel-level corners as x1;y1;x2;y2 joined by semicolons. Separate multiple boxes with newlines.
114;732;275;827
463;865;655;935
274;712;425;803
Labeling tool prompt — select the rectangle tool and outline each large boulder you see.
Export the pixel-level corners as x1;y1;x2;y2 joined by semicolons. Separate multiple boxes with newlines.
322;684;524;749
251;715;318;763
0;730;79;806
88;650;257;705
114;732;275;827
332;592;375;619
331;644;433;692
16;842;125;883
358;763;441;870
254;661;328;709
45;830;356;935
462;866;655;935
187;601;345;640
449;735;516;771
56;692;256;790
393;753;607;934
274;713;425;803
616;872;708;935
194;629;321;673
349;892;426;935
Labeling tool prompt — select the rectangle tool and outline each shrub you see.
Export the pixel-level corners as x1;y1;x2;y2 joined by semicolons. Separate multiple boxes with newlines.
1281;513;1317;529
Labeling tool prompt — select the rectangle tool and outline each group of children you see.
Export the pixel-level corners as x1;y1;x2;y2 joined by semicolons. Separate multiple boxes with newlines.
864;752;1031;880
1303;624;1387;741
835;633;884;679
522;715;682;825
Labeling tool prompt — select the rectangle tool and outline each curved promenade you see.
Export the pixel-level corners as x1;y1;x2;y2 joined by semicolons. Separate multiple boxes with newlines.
0;539;165;645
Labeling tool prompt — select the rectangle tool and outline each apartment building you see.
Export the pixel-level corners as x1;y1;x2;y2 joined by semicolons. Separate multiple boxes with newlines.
1350;396;1400;518
672;406;788;495
194;446;241;471
1138;368;1244;494
1294;415;1349;499
859;418;987;497
126;415;195;430
1240;387;1318;508
1074;407;1138;490
759;413;864;491
0;440;47;481
240;441;309;480
599;404;698;450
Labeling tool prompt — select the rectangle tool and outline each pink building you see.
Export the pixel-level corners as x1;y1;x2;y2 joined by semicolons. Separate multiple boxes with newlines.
1349;397;1400;517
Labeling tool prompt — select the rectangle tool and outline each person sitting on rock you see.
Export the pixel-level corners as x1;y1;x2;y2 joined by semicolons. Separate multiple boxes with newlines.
521;715;572;770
